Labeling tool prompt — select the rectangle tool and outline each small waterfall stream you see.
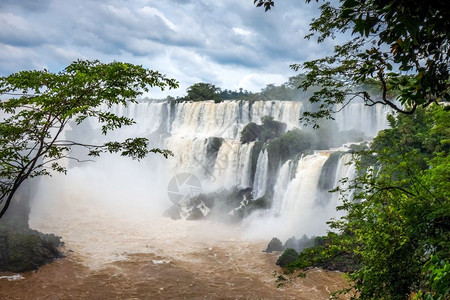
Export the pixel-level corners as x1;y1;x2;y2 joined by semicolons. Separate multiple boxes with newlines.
252;150;269;199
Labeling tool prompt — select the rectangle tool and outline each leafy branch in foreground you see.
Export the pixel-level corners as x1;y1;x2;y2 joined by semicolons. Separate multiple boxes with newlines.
255;0;449;127
0;60;178;219
283;106;450;299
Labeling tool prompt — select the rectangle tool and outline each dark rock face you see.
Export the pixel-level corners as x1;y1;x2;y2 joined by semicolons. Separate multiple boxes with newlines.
317;152;342;192
163;187;270;222
282;235;315;253
274;235;361;273
205;137;223;171
265;237;283;253
240;122;261;144
314;252;361;273
283;237;299;251
0;187;63;273
276;248;299;267
0;226;63;272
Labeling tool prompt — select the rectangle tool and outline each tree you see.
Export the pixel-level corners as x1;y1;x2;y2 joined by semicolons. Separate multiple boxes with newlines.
182;82;222;102
286;106;449;298
336;107;449;298
254;1;450;298
0;60;178;219
255;0;449;126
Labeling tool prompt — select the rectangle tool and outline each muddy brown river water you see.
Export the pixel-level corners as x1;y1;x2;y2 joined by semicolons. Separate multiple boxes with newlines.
0;182;350;299
0;245;348;299
0;219;349;299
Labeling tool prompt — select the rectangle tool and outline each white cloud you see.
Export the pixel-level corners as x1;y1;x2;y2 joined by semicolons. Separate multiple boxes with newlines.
139;6;177;31
239;73;288;92
232;27;252;36
0;0;332;97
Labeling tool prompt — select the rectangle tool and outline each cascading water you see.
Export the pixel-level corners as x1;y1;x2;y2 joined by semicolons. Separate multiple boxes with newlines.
271;159;292;212
335;100;391;136
252;149;269;199
30;98;389;246
20;98;392;297
280;153;329;213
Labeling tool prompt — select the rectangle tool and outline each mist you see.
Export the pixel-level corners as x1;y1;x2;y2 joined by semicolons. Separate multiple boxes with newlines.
25;99;388;248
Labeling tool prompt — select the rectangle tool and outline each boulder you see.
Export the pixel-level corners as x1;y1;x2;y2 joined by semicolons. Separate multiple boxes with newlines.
0;226;63;272
265;237;283;253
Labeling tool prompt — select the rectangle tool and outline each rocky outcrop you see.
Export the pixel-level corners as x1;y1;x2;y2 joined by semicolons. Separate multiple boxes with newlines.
264;237;283;253
283;235;315;253
0;188;63;273
0;221;63;272
163;187;269;222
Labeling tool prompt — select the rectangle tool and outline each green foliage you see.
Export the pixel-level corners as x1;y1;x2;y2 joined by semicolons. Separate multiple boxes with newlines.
257;74;320;102
219;88;259;101
255;0;449;127
289;106;450;299
260;116;287;142
414;255;450;300
267;128;313;163
240;116;286;144
254;0;274;12
181;82;222;102
276;248;299;267
0;60;178;219
287;232;361;274
240;122;261;144
260;83;292;101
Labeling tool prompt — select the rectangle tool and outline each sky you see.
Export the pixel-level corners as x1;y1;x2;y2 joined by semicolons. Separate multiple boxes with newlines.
0;0;335;98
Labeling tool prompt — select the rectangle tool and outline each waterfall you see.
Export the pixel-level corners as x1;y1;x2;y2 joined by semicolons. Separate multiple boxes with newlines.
250;101;302;129
271;160;293;212
236;142;255;188
244;153;330;240
211;140;241;189
50;98;388;240
333;153;356;188
252;150;269;199
166;137;210;178
278;153;330;234
245;151;358;239
335;102;390;136
330;153;357;210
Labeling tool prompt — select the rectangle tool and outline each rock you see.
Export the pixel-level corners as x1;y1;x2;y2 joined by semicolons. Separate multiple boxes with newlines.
283;236;299;251
276;248;299;267
0;226;63;272
282;235;315;252
265;237;283;253
0;185;63;273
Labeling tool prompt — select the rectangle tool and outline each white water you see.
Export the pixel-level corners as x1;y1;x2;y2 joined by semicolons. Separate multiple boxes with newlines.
271;159;292;212
212;141;255;189
245;153;330;240
167;100;302;140
335;101;391;136
29;99;388;249
252;149;269;199
333;154;356;190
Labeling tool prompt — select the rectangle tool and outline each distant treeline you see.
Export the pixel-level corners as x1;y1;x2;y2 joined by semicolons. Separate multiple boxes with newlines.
165;74;386;103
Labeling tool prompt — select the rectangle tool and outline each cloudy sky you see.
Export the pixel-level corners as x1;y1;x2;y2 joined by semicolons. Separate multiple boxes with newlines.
0;0;334;98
